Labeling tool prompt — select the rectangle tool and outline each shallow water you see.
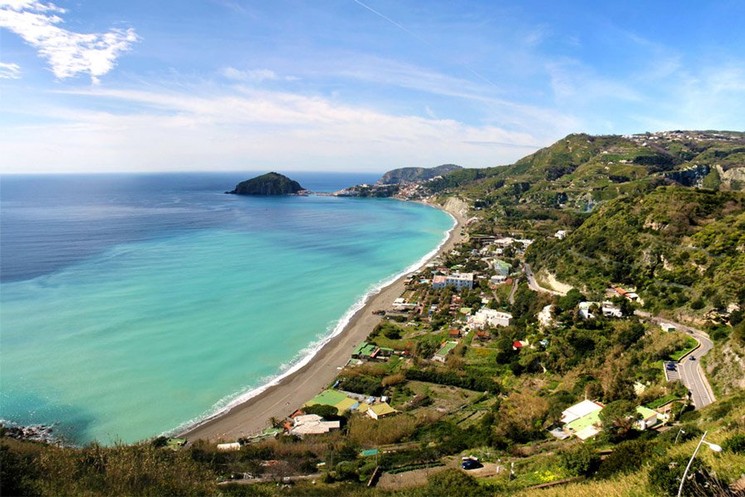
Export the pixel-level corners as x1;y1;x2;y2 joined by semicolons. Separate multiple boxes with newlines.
0;173;452;444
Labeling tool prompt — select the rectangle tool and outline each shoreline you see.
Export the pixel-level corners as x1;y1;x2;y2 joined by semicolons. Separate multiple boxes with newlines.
178;197;468;442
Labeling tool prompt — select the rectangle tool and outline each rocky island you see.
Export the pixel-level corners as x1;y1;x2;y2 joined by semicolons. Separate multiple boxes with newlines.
227;172;306;195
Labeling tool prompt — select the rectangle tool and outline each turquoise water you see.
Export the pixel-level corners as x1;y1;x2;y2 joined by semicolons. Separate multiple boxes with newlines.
0;174;453;444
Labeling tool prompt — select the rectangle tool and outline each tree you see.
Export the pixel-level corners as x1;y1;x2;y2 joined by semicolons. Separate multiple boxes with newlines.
599;400;638;442
494;390;549;443
303;404;339;419
558;289;585;314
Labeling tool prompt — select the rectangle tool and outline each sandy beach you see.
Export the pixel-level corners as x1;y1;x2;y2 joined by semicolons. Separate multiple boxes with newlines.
179;197;468;442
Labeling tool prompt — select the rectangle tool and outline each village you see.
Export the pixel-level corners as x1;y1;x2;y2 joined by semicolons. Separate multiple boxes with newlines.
203;227;702;491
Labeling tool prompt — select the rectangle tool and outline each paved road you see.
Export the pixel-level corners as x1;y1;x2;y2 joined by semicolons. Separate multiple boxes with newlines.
635;311;716;409
523;264;565;296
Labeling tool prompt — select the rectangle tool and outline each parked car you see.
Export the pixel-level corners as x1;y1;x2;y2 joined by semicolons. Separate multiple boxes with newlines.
461;458;482;470
665;362;677;371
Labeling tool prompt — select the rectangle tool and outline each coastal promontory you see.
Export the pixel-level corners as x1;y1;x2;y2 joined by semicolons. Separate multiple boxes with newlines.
227;172;305;195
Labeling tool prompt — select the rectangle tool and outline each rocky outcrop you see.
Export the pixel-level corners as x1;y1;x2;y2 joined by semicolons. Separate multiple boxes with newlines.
227;172;305;195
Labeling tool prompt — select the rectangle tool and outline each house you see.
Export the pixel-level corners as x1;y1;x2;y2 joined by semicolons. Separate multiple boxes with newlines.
512;340;529;351
490;274;508;284
560;400;605;440
217;442;241;451
475;330;491;341
468;309;512;329
352;342;380;360
432;272;474;290
493;237;515;248
614;286;639;301
555;230;567;240
367;403;397;420
392;297;417;311
561;400;604;425
290;414;341;436
578;301;598;320
432;341;458;362
448;328;462;339
601;301;623;318
492;259;511;277
635;406;659;430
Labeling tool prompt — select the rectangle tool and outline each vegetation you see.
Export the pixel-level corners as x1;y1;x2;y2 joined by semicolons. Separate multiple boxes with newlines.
4;130;744;496
228;172;305;195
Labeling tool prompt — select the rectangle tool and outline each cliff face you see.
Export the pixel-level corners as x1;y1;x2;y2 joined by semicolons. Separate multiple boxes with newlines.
228;172;305;195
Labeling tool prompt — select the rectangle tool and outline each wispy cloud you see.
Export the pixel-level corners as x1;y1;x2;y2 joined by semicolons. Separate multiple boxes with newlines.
0;0;138;83
0;61;21;78
1;83;549;172
546;58;641;103
221;67;283;84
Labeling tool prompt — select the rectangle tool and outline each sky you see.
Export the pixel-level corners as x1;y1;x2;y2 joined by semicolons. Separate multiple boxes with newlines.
1;0;744;174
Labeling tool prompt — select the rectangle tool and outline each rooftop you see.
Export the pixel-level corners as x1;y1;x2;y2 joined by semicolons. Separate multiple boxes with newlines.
561;399;604;424
435;341;458;357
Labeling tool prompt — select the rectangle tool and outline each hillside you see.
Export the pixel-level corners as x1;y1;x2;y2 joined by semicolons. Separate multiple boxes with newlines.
378;164;462;185
433;131;745;235
227;172;305;195
526;187;745;309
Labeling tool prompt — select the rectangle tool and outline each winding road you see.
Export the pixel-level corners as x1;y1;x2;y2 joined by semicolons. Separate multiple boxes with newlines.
523;264;716;410
523;264;566;296
634;311;716;409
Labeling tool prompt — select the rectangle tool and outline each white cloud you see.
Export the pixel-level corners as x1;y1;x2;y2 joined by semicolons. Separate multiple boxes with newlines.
0;61;21;78
1;85;553;173
0;0;138;83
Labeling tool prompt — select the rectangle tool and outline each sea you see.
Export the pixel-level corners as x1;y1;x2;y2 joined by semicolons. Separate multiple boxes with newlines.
0;172;454;445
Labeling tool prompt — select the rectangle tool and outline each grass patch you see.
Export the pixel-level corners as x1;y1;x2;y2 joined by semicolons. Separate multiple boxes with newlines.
669;336;699;361
646;394;681;409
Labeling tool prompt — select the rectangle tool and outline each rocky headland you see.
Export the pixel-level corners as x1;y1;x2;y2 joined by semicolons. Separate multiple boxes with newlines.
227;172;306;195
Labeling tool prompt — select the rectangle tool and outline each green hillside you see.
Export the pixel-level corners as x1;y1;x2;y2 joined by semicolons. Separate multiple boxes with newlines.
434;131;745;236
526;187;745;312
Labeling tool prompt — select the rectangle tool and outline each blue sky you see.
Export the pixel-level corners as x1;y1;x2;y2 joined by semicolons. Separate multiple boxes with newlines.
1;0;744;173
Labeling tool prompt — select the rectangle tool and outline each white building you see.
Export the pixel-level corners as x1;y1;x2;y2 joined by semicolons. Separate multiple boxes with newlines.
432;272;474;290
561;400;604;425
468;308;512;329
392;297;417;311
578;301;597;320
290;414;341;436
217;442;241;451
555;230;567;240
601;301;623;318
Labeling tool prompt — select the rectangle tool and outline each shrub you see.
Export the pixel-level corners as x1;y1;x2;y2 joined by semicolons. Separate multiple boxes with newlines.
722;433;745;454
560;444;600;477
424;469;490;497
596;439;657;478
303;404;339;419
648;455;710;497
